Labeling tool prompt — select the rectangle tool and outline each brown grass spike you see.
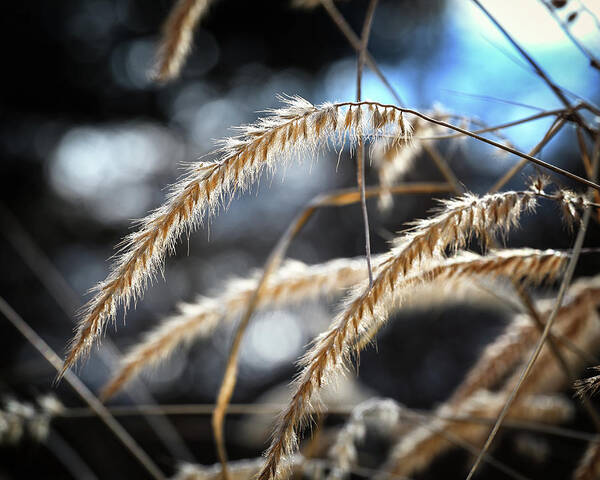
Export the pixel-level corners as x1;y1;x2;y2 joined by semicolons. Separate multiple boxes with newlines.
61;97;411;376
153;0;214;82
257;246;569;480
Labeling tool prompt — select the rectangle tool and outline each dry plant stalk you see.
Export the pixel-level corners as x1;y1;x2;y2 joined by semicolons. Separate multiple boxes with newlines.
500;275;600;398
258;247;569;480
504;307;600;395
450;276;600;404
381;390;574;478
153;0;214;82
378;275;600;477
101;255;385;399
61;97;412;376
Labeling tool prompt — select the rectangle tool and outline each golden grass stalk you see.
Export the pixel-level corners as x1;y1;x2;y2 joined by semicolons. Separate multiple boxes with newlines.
464;130;599;480
349;178;592;351
450;275;600;404
573;442;600;480
386;276;600;478
153;0;214;82
499;276;600;399
382;390;573;478
448;314;539;405
257;247;569;480
101;255;385;400
61;97;411;376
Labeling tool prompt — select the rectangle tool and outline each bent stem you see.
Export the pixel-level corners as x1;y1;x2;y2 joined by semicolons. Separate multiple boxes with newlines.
0;204;195;462
538;0;600;71
320;0;463;193
210;183;449;479
472;0;596;142
0;297;166;480
337;101;600;191
515;286;600;431
466;134;600;480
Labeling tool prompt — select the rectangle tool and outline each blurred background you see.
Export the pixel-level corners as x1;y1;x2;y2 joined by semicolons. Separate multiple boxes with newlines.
1;0;600;478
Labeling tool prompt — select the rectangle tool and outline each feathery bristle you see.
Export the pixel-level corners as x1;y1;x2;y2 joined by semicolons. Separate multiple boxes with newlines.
382;390;573;477
257;248;569;480
451;276;600;404
61;98;413;376
101;255;382;400
371;115;440;211
153;0;214;82
574;368;600;399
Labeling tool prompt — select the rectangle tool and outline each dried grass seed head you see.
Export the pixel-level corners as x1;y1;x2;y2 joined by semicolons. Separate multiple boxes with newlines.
257;248;568;480
153;0;214;82
62;98;413;375
101;255;383;399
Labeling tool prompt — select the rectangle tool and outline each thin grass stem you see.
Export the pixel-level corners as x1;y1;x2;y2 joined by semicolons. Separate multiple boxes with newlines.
0;297;166;480
465;134;600;480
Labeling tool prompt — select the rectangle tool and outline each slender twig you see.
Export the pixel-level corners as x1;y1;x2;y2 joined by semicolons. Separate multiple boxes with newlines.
402;410;532;480
490;115;566;193
472;0;594;137
576;126;600;221
478;274;599;367
58;403;600;442
466;133;600;480
443;89;546;111
473;0;571;107
0;297;166;480
421;142;463;193
319;0;404;105
515;286;600;431
209;183;449;480
578;126;594;177
319;0;464;194
336;101;600;191
580;1;600;31
356;0;379;287
422;106;580;141
0;204;195;462
323;0;508;196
